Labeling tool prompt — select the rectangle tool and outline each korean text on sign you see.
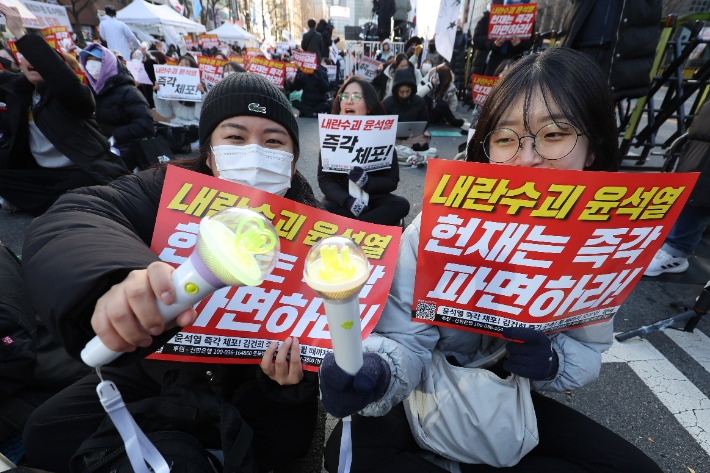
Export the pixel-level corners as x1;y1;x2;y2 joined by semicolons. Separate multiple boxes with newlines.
147;166;401;371
247;57;286;88
184;35;194;50
356;57;380;82
488;3;537;40
292;50;317;74
318;114;398;173
2;0;70;30
470;74;499;108
155;65;201;102
411;160;698;338
199;34;219;48
198;56;227;91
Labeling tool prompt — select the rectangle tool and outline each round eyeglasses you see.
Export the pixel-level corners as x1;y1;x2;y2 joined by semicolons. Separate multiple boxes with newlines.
484;122;584;163
339;92;363;103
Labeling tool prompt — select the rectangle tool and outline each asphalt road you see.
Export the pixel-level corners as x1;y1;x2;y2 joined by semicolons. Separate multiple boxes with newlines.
2;108;710;473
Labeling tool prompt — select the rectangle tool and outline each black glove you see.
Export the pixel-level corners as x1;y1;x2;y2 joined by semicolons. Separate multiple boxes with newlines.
334;37;340;44
503;327;559;381
345;197;369;217
319;352;391;418
348;166;368;188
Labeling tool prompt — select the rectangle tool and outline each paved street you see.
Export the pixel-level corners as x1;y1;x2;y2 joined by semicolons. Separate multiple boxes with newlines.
2;108;710;472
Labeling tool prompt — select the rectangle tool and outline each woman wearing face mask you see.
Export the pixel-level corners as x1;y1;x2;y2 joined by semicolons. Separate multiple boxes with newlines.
320;48;662;473
80;43;155;170
0;5;127;215
419;58;433;77
418;64;464;128
21;73;322;473
0;47;20;71
221;61;245;79
153;54;205;126
318;76;410;226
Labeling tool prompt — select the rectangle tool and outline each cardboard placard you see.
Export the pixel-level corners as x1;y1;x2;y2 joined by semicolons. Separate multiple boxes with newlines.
325;64;337;82
330;42;339;63
356;57;379;82
488;3;537;40
275;41;289;55
411;160;699;337
318;114;398;173
292;50;317;74
470;74;499;108
146;166;401;371
41;25;73;50
155;65;201;102
184;35;194;50
127;60;153;85
285;62;297;81
247;57;286;88
1;0;70;30
197;56;227;91
165;57;178;66
0;0;35;22
199;33;219;48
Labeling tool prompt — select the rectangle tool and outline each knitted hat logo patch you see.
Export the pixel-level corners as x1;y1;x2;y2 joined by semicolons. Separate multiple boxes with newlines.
2;336;13;345
249;103;266;114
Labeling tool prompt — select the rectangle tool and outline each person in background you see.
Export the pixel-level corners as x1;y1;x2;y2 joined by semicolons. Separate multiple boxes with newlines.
141;49;166;108
317;19;332;60
214;51;228;61
471;5;492;75
450;22;468;96
418;64;464;127
419;58;433;77
110;48;126;65
80;44;154;170
98;6;140;62
61;52;83;73
0;48;19;72
425;39;445;67
222;62;245;78
166;44;179;60
374;52;421;100
0;5;127;215
289;63;331;118
383;68;429;123
377;39;395;63
318;76;410;226
302;19;324;64
153;54;204;126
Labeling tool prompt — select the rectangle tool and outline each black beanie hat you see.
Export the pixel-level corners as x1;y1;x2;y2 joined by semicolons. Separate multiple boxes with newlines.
199;73;299;158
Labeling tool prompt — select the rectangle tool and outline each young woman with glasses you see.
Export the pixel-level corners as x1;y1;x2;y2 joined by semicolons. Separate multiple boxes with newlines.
319;48;660;473
317;76;410;226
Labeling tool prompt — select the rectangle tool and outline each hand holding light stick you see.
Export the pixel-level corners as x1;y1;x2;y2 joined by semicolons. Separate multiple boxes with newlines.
81;207;280;368
303;237;370;375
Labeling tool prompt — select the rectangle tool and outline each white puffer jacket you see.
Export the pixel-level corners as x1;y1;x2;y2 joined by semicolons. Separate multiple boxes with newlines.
153;92;203;126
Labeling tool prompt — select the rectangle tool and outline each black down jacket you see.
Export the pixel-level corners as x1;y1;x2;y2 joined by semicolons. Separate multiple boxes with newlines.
22;165;322;403
382;68;429;123
561;0;662;101
93;61;154;147
0;34;127;182
292;65;330;103
450;30;468;89
678;100;710;208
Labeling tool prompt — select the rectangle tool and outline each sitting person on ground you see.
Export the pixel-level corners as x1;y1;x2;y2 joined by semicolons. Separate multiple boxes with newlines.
21;73;322;473
318;76;410;226
321;47;663;473
645;99;710;276
383;68;429;123
0;6;127;215
373;52;422;101
80;44;155;170
376;39;395;63
289;62;331;118
417;64;464;128
153;54;205;126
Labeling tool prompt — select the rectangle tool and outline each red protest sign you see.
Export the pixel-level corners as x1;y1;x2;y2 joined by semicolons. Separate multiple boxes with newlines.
197;55;228;90
488;3;537;40
199;34;219;48
411;160;698;337
184;35;194;50
41;26;74;50
285;63;297;81
7;40;21;63
247;57;286;88
165;57;178;66
146;166;401;371
471;74;499;108
228;56;245;66
292;50;317;74
246;47;260;60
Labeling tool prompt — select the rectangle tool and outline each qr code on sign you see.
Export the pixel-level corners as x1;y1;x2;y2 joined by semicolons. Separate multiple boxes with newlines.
416;302;437;321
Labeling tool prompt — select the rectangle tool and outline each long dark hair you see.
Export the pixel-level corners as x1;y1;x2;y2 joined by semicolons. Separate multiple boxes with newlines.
466;48;618;172
432;64;453;100
331;76;386;115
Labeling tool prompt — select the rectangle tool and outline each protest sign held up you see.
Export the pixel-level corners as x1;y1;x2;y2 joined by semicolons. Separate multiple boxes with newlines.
412;160;699;337
318;114;398;173
471;74;499;108
41;26;73;50
356;57;380;82
147;166;401;370
184;35;194;50
155;65;201;102
325;65;337;82
228;56;246;67
292;50;317;74
1;0;70;30
488;3;537;40
247;57;286;88
127;61;153;85
199;33;219;48
198;56;227;91
246;47;260;60
275;41;289;55
285;62;297;81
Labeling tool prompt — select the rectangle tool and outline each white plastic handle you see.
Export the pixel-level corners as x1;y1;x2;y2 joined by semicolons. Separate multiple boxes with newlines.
323;296;364;376
81;258;218;367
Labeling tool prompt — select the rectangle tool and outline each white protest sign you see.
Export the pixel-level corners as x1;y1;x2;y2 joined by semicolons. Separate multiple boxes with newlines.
2;0;70;30
318;114;398;173
202;72;221;91
330;42;338;63
155;65;201;102
0;0;35;23
127;61;153;85
325;65;337;82
356;57;379;82
275;41;289;55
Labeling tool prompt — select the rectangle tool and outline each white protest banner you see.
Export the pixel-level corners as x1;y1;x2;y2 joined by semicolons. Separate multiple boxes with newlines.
356;57;379;82
275;41;289;55
3;0;70;30
330;42;338;63
292;50;317;74
202;72;221;91
488;3;537;40
155;65;201;102
318;114;398;173
0;0;35;22
127;61;153;85
325;65;337;82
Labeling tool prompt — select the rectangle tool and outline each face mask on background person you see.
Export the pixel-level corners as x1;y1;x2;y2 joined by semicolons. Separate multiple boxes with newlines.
132;50;143;63
212;143;293;196
85;61;102;79
421;63;432;75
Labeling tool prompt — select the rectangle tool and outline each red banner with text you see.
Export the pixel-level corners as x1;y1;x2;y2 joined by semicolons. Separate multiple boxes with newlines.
247;57;286;88
147;167;401;371
412;160;698;337
471;74;499;108
488;3;537;40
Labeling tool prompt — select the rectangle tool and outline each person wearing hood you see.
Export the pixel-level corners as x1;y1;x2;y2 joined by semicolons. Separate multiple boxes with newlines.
80;44;154;170
373;53;421;100
377;39;396;63
418;64;464;127
0;5;127;215
382;68;429;123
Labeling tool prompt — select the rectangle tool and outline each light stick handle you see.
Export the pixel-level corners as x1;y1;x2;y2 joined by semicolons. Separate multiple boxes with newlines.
323;296;364;376
80;257;220;367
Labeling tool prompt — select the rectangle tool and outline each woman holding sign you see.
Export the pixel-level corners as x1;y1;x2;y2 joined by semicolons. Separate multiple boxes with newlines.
321;48;662;472
318;76;410;226
153;55;205;127
22;73;322;473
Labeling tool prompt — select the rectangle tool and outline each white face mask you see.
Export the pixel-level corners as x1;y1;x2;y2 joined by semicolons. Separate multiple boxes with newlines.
421;63;432;75
212;143;294;197
85;60;102;79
